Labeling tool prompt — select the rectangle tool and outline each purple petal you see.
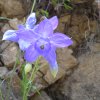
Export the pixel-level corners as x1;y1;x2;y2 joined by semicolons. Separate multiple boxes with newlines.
17;29;38;43
35;19;53;38
2;30;18;42
18;39;31;51
49;16;58;30
25;13;36;29
18;24;25;30
50;33;73;48
44;47;58;77
24;44;39;63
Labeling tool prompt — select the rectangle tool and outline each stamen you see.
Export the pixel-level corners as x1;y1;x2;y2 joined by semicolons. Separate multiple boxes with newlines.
40;45;44;49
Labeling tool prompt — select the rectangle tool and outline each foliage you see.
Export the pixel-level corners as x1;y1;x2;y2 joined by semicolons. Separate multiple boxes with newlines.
33;0;72;17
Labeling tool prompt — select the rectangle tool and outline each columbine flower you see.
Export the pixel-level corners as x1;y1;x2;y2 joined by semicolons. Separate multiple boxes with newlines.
2;12;73;77
2;13;37;51
23;17;73;77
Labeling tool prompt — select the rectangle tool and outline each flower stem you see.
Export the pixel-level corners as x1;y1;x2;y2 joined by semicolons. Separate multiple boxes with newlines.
31;0;36;13
23;89;27;100
22;59;40;100
30;59;39;81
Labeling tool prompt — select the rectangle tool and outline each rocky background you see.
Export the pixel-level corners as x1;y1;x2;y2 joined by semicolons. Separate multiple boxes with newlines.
0;0;100;100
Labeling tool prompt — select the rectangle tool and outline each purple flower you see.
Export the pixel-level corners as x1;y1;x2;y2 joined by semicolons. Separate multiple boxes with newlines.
2;13;37;51
2;13;73;77
23;17;73;77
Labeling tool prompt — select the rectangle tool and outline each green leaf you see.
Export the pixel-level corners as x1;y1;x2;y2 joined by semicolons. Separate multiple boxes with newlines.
40;10;49;17
51;0;57;6
31;85;40;95
64;3;72;10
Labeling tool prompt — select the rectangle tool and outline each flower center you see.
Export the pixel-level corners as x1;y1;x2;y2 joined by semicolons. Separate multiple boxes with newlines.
35;38;51;54
40;45;45;49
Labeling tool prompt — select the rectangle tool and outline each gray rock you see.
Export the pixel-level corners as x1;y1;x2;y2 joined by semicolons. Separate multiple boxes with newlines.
1;43;19;68
0;71;22;100
0;41;11;53
0;67;8;78
1;24;11;33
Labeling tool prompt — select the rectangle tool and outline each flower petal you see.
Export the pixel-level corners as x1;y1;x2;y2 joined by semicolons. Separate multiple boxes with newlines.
2;30;18;42
44;48;58;78
24;44;39;63
25;13;36;29
18;39;31;51
49;16;58;30
17;29;38;43
35;19;53;38
18;24;25;30
50;33;73;48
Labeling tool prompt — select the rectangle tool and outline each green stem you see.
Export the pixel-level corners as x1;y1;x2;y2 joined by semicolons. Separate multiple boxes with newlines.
27;59;40;96
30;58;39;82
23;88;27;100
22;59;39;100
22;75;29;100
31;0;36;13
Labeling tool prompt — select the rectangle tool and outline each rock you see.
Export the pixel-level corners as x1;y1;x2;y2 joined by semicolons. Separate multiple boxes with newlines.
9;18;22;30
57;14;97;48
0;71;22;100
0;79;19;100
55;43;100;100
0;41;11;53
56;14;71;33
33;71;48;92
0;22;4;40
39;60;48;75
0;0;31;18
0;32;3;42
69;14;97;44
30;91;52;100
11;72;22;100
1;23;11;33
0;61;2;66
44;66;66;84
57;48;77;70
89;43;100;53
1;23;11;45
0;67;8;78
1;70;47;99
68;14;97;43
39;48;78;84
1;43;19;68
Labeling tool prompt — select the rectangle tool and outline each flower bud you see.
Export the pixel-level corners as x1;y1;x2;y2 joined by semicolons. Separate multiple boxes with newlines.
24;63;32;74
